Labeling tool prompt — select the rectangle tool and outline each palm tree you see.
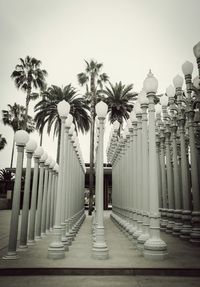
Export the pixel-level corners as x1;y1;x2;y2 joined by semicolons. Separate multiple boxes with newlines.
103;81;137;130
77;59;109;215
34;84;90;162
11;56;47;128
0;135;7;150
2;103;35;168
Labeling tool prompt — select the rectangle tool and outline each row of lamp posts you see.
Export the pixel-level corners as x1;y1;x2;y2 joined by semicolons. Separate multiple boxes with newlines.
3;100;86;260
107;41;200;260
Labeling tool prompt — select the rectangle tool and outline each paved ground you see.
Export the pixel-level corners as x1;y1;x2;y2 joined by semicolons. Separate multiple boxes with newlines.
0;276;200;287
0;210;200;286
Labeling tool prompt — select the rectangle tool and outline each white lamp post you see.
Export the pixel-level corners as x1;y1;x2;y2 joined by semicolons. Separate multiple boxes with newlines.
92;101;109;259
182;60;200;243
35;151;48;240
41;156;52;237
46;159;56;233
193;41;200;76
19;139;37;250
132;103;143;245
48;100;70;259
137;90;150;251
28;146;44;245
143;70;168;260
3;130;29;259
168;86;182;236
173;73;192;239
63;113;73;247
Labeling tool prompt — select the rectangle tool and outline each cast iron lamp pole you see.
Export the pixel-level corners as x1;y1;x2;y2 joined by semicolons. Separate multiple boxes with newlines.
3;130;29;259
92;101;109;260
35;151;48;240
18;139;37;250
143;70;168;260
137;90;150;251
28;146;44;244
48;100;70;259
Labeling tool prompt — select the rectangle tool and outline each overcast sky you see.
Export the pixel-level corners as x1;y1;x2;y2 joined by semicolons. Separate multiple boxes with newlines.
0;0;199;168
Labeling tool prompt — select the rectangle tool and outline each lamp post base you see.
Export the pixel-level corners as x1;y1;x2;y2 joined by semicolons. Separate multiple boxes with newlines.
27;240;36;246
18;245;28;251
48;226;65;259
92;226;109;260
3;251;19;260
92;243;109;260
180;210;192;240
144;214;168;260
190;211;200;244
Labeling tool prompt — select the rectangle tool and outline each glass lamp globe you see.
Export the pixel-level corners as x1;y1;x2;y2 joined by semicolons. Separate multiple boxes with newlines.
173;75;184;88
166;85;175;98
193;41;200;59
182;61;194;75
113;120;120;130
95;101;108;118
130;110;137;122
138;90;148;104
143;70;158;93
155;104;162;115
69;123;75;135
57;100;70;117
45;156;52;166
160;94;169;106
55;164;59;173
14;130;29;146
50;159;56;169
193;76;200;89
65;114;73;128
26;139;37;153
40;151;48;162
34;146;44;158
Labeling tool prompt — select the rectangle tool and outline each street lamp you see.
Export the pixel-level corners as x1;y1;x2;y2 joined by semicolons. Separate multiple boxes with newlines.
143;70;168;260
193;41;200;76
35;151;48;240
48;100;70;259
137;90;150;252
3;130;29;259
181;59;200;244
92;101;109;260
19;138;37;250
28;146;44;245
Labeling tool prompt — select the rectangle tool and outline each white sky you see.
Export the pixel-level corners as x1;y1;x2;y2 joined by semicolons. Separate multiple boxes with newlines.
0;0;199;168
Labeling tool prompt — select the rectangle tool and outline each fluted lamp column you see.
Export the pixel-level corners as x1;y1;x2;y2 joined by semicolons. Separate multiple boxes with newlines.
182;57;200;244
28;146;44;245
3;130;29;259
18;139;37;250
167;85;182;236
48;100;70;259
159;94;169;231
35;151;48;240
137;90;150;251
92;101;109;260
143;70;168;260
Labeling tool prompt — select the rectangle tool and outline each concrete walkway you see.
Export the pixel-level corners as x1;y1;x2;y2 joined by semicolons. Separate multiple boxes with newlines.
1;210;200;286
0;210;200;270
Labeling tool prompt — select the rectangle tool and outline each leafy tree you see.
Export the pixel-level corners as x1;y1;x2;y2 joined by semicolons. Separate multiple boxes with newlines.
77;60;109;215
2;103;35;167
34;84;90;162
103;81;137;128
0;135;7;151
11;56;47;128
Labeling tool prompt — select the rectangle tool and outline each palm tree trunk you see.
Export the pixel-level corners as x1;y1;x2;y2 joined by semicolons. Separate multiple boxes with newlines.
24;75;31;130
56;123;61;164
88;74;96;215
10;134;15;168
40;131;43;146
